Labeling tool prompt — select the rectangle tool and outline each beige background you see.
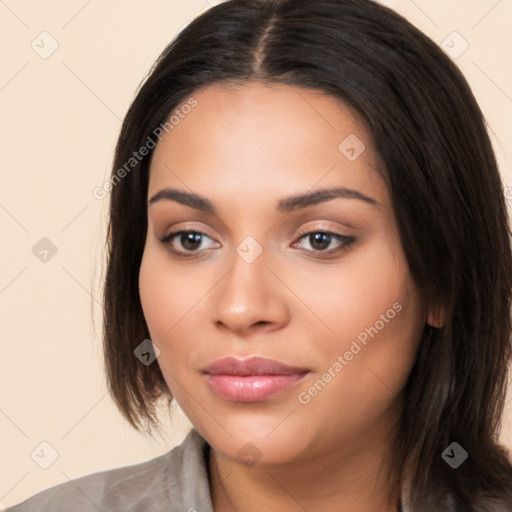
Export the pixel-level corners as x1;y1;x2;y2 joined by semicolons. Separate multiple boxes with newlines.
0;0;511;508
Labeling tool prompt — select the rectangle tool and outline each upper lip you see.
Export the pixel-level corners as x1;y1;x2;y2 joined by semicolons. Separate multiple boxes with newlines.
201;356;309;376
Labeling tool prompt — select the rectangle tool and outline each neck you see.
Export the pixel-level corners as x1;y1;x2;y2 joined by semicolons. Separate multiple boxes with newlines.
208;426;400;512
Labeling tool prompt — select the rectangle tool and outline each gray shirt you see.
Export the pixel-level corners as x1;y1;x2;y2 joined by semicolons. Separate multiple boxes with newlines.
5;429;214;512
6;430;412;511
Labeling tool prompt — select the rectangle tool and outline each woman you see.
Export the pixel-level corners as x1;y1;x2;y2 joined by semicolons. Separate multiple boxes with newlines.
7;0;512;510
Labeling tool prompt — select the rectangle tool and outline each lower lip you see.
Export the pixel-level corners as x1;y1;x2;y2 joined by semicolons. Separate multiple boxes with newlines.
205;373;308;402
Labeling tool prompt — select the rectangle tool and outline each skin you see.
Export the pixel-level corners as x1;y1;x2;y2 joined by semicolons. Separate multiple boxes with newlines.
139;82;438;511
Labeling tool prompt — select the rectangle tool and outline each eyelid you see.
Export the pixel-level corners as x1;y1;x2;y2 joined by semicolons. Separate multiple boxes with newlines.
293;220;353;235
158;221;217;240
158;228;218;247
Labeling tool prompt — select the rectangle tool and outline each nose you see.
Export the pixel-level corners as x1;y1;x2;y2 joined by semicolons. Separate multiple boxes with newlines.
210;247;291;337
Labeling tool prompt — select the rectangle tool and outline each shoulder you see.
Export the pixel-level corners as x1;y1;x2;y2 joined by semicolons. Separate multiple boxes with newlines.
4;429;211;512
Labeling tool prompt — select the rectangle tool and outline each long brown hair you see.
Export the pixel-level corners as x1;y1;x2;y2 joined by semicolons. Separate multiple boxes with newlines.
101;0;512;509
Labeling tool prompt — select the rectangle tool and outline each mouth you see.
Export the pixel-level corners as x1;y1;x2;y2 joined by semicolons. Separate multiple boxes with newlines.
201;356;310;403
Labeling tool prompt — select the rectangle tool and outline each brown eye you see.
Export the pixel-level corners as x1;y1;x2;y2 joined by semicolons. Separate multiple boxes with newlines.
176;232;203;251
159;230;219;256
294;231;355;256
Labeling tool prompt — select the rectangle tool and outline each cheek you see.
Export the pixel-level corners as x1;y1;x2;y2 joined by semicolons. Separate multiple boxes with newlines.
139;246;200;338
289;232;422;357
293;239;424;422
138;245;213;380
139;249;167;331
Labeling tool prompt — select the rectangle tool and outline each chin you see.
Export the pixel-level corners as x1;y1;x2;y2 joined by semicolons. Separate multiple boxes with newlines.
192;412;315;466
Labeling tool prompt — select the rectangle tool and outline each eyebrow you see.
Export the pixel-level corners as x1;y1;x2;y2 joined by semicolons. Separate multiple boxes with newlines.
148;186;379;214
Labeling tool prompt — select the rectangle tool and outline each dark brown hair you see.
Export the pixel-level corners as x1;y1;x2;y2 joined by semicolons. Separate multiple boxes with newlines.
101;0;512;509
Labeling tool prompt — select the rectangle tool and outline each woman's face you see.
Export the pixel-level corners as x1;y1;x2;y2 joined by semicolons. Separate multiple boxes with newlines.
139;82;427;466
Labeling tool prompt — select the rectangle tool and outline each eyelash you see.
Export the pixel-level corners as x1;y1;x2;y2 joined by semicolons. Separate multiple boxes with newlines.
158;228;355;259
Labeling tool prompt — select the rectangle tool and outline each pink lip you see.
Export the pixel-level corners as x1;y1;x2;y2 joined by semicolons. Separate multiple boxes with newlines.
201;356;310;402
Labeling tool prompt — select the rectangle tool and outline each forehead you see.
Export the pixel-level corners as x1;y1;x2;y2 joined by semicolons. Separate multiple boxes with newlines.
148;82;388;208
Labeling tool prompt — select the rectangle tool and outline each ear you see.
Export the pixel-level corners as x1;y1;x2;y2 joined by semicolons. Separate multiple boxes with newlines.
427;304;445;328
